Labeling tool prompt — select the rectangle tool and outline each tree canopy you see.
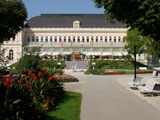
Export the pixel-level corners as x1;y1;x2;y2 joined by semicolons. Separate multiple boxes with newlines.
94;0;160;41
124;28;159;57
0;0;27;43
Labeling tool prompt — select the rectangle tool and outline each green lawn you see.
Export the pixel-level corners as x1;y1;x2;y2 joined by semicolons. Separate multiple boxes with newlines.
46;91;82;120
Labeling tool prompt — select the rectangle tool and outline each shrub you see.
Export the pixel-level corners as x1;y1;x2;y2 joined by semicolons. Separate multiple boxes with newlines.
0;68;63;120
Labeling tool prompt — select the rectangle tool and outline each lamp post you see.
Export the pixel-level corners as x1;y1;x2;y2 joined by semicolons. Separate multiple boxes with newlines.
128;46;143;81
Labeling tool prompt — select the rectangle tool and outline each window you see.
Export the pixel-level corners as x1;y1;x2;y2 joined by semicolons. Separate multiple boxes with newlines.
27;36;30;42
105;36;107;42
82;37;84;42
59;36;61;42
9;49;14;60
96;36;98;42
46;36;48;42
118;36;121;42
32;36;34;42
55;36;57;42
41;36;43;42
78;36;80;42
109;36;112;42
50;36;52;42
68;36;71;42
64;36;66;42
114;36;116;42
87;36;89;42
36;36;39;42
73;20;80;28
73;36;75;42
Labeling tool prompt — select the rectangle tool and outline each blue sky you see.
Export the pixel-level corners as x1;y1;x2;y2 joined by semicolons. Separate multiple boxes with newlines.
22;0;105;20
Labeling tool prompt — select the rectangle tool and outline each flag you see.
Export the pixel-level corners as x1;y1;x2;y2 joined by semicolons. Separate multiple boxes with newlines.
90;40;93;47
81;41;83;47
110;40;112;47
41;42;44;47
71;40;73;47
60;40;63;47
101;40;103;47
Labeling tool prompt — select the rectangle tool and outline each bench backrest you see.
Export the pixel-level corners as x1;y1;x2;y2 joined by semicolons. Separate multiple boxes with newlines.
145;79;157;91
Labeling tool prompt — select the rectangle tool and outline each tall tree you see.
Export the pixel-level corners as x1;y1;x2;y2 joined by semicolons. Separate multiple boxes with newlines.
124;28;157;57
94;0;160;42
0;0;27;43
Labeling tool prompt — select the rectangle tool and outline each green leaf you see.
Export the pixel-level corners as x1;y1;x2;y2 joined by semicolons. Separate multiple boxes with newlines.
13;99;21;104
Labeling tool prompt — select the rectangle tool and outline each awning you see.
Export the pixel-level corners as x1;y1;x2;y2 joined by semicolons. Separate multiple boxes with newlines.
70;52;84;55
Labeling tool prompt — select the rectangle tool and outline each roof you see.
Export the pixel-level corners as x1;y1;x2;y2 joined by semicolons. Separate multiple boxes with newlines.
25;14;125;28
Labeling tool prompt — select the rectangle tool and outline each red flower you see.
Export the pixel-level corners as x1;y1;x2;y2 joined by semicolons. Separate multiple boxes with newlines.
28;71;32;76
3;76;6;81
18;80;22;84
4;77;11;88
32;73;36;76
48;76;53;82
9;73;12;77
38;72;41;77
59;74;62;77
25;83;31;90
33;76;38;80
43;67;47;73
25;76;29;80
53;76;57;79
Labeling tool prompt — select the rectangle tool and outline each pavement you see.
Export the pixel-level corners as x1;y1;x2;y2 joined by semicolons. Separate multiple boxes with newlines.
64;70;160;120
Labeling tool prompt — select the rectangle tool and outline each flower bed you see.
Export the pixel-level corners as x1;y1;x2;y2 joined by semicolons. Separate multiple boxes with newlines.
56;74;79;83
104;72;126;75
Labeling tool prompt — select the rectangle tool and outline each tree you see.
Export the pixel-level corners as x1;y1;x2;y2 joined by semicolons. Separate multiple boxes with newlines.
17;47;41;74
0;0;27;43
94;0;160;42
124;28;157;57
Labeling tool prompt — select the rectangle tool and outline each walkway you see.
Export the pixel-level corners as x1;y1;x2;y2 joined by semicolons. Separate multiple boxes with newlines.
64;70;160;120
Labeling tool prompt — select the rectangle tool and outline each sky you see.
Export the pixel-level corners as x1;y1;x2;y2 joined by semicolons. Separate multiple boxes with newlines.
22;0;105;20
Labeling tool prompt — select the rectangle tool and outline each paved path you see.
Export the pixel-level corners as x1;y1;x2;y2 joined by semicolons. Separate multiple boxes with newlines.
64;71;160;120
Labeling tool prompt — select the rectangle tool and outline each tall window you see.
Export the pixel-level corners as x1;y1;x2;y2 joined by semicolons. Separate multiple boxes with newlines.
73;36;75;42
46;36;48;42
87;36;89;42
105;36;107;42
9;50;14;60
41;36;43;42
68;36;71;42
118;36;121;42
32;36;34;42
114;36;116;42
77;36;80;42
64;36;66;42
50;36;52;42
55;36;57;42
27;36;30;42
36;36;39;42
96;36;98;42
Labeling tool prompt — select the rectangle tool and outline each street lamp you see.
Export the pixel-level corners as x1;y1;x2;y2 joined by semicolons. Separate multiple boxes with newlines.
57;62;61;69
128;46;143;81
92;62;96;70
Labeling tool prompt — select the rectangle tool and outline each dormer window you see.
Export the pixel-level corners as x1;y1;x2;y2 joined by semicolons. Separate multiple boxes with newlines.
73;20;80;28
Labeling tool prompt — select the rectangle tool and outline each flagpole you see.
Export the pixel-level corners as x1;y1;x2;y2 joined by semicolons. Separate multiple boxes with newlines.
101;39;103;60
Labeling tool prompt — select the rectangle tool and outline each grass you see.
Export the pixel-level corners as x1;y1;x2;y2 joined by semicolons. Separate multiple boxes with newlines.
46;91;82;120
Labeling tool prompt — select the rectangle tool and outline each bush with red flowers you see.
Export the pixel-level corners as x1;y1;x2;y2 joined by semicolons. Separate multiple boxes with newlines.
0;68;63;120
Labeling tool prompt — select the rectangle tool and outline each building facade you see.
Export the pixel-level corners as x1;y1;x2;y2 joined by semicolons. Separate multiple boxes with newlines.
1;14;147;65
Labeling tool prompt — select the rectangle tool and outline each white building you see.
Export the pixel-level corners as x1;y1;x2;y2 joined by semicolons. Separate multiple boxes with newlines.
1;14;146;65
